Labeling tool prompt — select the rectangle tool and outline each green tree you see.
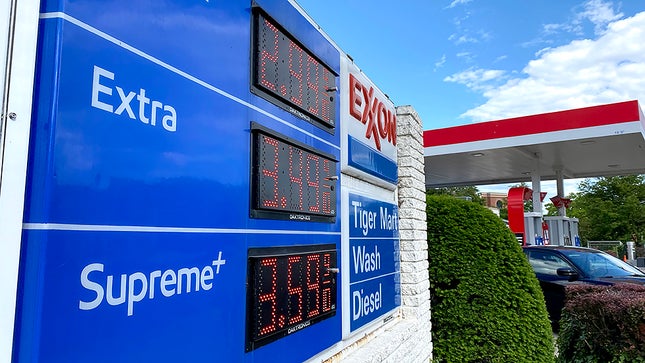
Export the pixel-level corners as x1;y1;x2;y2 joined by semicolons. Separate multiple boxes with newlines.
427;195;554;362
499;198;509;220
544;202;558;216
569;175;645;243
427;185;485;205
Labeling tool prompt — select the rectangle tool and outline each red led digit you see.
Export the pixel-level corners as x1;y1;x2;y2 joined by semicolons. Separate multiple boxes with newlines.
306;253;321;318
287;256;304;324
288;146;304;211
259;18;279;91
305;154;320;212
322;190;332;215
322;159;332;214
288;41;304;106
261;136;280;209
321;68;332;123
305;55;320;118
321;253;332;312
257;258;278;336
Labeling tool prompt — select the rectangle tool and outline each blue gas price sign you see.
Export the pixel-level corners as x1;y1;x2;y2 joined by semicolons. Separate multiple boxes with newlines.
246;244;337;351
251;8;337;131
16;0;343;362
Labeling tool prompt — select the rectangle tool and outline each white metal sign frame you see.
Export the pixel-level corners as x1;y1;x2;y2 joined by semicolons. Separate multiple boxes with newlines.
0;1;39;361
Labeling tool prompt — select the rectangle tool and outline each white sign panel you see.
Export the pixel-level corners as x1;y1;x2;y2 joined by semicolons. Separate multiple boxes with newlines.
340;55;398;188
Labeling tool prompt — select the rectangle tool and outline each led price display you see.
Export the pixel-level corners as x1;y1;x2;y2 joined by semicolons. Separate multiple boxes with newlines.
250;124;337;223
246;244;337;351
252;9;337;130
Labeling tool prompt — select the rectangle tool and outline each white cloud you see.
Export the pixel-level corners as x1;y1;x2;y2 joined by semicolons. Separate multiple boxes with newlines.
542;23;565;35
455;51;475;63
448;27;490;46
478;30;492;42
434;54;447;71
542;0;622;36
447;0;472;9
526;1;621;50
458;11;645;122
449;33;478;45
444;67;506;92
577;0;623;34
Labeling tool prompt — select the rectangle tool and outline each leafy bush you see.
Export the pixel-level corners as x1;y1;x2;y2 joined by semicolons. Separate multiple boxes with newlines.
557;284;645;363
427;195;554;363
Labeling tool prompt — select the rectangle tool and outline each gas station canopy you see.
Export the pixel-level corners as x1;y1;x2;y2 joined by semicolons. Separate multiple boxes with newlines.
423;100;645;188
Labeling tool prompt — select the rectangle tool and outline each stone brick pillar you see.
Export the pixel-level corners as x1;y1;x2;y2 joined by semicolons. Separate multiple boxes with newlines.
395;105;432;359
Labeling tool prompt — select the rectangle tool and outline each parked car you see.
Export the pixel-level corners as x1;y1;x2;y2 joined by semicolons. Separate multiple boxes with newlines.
522;245;645;328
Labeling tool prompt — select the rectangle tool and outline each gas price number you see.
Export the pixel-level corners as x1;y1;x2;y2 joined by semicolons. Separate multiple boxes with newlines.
246;244;337;351
252;8;337;131
250;124;337;223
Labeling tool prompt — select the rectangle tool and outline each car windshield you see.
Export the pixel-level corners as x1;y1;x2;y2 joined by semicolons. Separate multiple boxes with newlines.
561;250;645;278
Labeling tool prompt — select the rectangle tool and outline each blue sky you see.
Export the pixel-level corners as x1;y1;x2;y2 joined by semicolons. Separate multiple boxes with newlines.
296;0;645;196
296;0;645;129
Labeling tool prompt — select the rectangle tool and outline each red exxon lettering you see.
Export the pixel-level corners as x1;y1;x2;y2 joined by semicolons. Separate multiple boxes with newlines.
348;73;397;151
349;73;363;121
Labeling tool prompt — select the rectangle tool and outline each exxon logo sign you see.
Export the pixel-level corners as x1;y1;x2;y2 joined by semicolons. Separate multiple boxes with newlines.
347;73;396;152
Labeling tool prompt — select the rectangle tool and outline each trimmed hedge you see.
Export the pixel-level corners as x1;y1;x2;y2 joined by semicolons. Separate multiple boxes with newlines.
427;195;554;362
557;284;645;363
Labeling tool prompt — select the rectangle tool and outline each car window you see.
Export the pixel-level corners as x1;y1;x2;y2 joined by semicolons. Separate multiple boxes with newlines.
526;250;572;276
563;251;645;278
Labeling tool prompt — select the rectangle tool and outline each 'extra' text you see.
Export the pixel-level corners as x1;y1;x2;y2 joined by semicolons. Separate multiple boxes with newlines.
79;252;226;316
91;65;177;132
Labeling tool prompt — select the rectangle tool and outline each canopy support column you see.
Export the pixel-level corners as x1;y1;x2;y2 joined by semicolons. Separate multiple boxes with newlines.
556;169;566;217
531;174;542;213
